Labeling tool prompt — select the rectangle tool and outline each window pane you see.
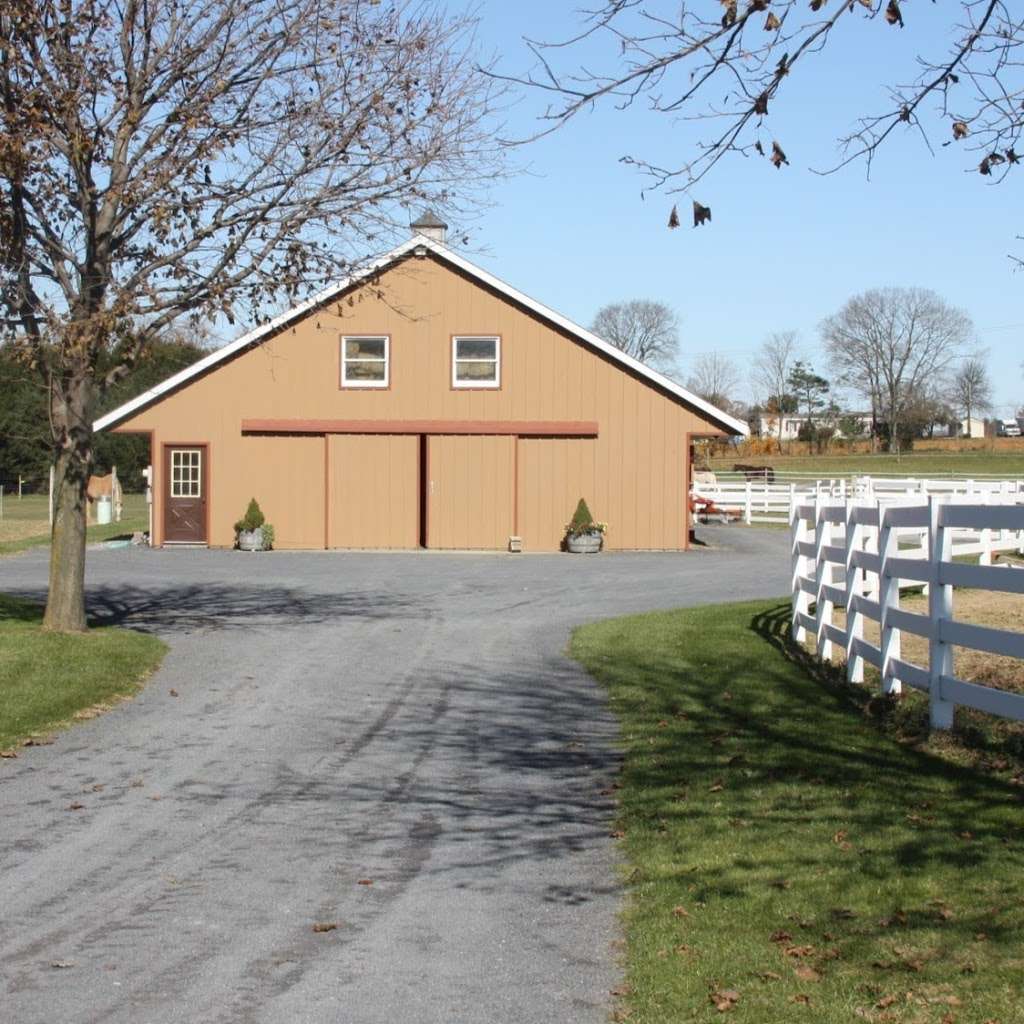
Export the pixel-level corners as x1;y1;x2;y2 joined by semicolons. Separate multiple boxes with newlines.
456;337;496;360
345;337;386;359
346;360;386;381
456;360;498;382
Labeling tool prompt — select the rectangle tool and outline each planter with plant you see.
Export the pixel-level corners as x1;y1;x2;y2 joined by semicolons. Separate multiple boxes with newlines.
234;498;274;552
564;498;607;553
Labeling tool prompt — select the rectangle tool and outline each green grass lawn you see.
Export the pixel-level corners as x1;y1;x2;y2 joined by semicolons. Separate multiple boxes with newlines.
708;449;1024;478
0;595;166;752
0;492;148;557
572;599;1024;1023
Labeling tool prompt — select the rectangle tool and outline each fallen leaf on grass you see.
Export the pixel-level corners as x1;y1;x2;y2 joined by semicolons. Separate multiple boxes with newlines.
794;965;821;982
879;910;908;928
876;994;898;1009
832;829;852;850
770;930;792;943
759;970;781;982
783;945;816;959
769;879;791;890
709;987;739;1012
672;906;690;918
831;908;856;920
790;993;811;1005
610;984;632;997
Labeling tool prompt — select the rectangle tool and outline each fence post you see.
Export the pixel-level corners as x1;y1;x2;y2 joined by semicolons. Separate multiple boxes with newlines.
878;505;902;696
745;481;752;525
928;497;955;729
844;499;864;684
791;495;809;643
814;496;833;662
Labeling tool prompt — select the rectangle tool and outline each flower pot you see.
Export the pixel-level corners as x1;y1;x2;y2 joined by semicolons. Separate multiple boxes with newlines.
566;530;603;553
237;527;265;552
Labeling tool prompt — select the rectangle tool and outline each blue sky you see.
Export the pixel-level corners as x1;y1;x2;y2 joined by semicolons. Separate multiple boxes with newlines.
451;2;1023;416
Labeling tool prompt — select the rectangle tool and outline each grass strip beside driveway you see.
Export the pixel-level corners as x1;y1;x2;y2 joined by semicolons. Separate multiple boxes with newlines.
0;595;166;752
572;599;1024;1024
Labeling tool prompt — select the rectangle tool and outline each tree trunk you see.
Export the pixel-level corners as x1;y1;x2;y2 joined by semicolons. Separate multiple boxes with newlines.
43;373;93;633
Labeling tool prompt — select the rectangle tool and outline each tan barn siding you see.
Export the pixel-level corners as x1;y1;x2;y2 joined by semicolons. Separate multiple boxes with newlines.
327;434;418;548
428;435;514;549
517;438;598;551
117;256;722;550
231;436;326;549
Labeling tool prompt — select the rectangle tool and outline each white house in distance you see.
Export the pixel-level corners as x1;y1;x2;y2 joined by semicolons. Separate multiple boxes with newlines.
758;412;872;441
960;417;986;439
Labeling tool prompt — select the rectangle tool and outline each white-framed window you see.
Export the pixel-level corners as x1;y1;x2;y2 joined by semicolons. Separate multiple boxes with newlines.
341;335;389;388
170;449;202;498
452;335;500;389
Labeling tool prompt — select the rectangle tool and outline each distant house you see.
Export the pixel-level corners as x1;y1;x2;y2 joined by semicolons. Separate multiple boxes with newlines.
758;412;872;441
959;417;986;439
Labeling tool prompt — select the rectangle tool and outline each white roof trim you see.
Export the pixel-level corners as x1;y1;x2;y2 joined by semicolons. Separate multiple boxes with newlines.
94;234;748;436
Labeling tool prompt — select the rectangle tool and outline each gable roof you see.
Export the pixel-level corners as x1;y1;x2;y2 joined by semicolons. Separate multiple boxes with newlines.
94;235;748;436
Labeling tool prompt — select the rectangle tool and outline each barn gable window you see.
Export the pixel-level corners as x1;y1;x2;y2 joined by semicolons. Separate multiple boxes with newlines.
341;335;389;388
452;336;500;389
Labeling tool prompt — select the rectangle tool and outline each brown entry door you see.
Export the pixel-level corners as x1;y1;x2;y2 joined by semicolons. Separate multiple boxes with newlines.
164;445;208;544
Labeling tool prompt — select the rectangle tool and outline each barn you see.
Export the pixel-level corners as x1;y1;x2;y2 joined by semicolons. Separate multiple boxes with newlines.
96;219;747;551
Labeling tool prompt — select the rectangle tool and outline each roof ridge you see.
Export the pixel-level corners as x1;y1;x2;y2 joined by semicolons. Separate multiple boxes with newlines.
94;235;748;437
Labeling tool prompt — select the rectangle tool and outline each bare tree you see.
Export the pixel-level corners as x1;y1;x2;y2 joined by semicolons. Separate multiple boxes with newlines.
952;356;994;429
591;299;680;373
686;352;741;412
0;0;503;631
752;330;800;434
822;288;973;453
503;2;1022;220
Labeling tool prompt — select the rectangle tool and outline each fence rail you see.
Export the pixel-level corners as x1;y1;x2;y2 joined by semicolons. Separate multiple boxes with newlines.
791;495;1024;729
694;475;1024;525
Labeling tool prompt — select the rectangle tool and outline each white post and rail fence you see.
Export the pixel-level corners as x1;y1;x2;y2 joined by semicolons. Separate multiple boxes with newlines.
693;473;1024;525
790;494;1024;729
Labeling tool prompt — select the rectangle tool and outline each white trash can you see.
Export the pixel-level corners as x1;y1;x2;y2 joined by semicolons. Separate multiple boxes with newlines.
96;495;112;525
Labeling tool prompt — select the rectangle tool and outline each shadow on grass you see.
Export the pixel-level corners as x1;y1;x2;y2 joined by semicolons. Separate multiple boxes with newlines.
0;594;44;625
751;598;1024;773
578;597;1024;1005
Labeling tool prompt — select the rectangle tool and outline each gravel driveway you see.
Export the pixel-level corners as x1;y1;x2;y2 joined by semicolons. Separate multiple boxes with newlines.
0;527;789;1024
